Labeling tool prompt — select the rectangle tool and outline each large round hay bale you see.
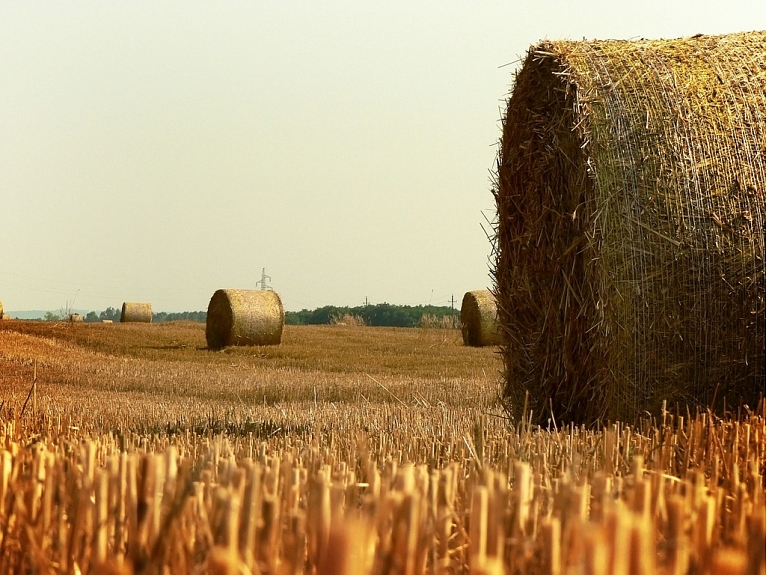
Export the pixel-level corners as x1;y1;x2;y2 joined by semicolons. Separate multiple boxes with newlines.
68;313;84;323
461;290;503;347
206;289;284;349
494;32;765;426
120;302;152;323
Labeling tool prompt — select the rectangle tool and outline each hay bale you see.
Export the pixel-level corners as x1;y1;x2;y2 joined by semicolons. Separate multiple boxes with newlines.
206;289;284;349
120;302;152;323
494;32;765;426
102;320;113;324
461;290;503;347
68;313;83;323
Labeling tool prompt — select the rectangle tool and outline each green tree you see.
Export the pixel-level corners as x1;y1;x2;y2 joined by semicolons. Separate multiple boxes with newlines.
285;303;459;328
99;307;120;322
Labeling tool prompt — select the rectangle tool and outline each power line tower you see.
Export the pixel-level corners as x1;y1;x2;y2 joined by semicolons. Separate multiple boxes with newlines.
256;268;273;291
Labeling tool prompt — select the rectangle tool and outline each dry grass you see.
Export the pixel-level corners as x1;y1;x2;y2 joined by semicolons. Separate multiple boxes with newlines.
419;314;460;330
331;313;367;327
0;320;763;574
0;320;500;434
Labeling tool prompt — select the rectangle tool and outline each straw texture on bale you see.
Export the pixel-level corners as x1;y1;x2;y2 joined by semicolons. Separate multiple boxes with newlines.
494;32;766;426
461;290;503;347
120;302;152;323
206;289;284;349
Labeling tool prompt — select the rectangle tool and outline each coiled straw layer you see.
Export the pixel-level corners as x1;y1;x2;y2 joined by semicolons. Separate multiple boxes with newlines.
494;32;766;425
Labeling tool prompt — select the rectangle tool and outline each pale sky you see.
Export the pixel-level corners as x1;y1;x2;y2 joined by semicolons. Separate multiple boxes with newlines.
1;2;764;312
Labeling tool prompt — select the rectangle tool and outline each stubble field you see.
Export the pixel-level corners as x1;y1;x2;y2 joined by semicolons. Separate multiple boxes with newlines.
0;319;763;575
0;320;501;435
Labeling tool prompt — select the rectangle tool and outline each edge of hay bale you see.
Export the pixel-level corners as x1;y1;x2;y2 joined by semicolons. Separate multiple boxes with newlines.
120;302;153;323
461;290;503;347
206;289;284;349
493;31;766;426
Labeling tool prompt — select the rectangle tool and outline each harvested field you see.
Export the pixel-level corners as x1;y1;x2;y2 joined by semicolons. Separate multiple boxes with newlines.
0;320;499;432
0;320;763;574
493;32;766;426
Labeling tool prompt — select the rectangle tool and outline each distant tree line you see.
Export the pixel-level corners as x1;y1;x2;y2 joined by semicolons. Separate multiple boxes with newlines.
152;311;207;323
83;308;120;322
47;304;458;328
285;303;459;328
76;308;207;323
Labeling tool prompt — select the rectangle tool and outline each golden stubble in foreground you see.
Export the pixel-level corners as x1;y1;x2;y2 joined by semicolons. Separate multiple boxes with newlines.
0;320;763;574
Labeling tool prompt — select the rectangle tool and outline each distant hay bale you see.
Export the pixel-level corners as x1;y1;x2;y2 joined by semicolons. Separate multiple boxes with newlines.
68;313;84;323
494;32;766;426
102;320;113;324
461;290;503;347
206;289;284;349
120;302;152;323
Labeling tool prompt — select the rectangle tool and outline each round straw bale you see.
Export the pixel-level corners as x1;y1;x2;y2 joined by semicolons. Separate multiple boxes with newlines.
494;32;765;425
461;290;503;347
68;313;83;323
120;302;152;323
206;289;284;349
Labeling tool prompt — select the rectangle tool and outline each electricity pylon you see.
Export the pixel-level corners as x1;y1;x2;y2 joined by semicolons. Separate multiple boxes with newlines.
256;268;272;291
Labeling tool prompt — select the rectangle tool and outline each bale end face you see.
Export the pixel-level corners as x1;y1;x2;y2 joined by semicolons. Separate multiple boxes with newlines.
461;290;503;347
206;289;284;349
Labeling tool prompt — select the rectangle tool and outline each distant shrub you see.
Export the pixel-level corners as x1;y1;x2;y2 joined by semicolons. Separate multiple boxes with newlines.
420;313;460;329
330;313;366;326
